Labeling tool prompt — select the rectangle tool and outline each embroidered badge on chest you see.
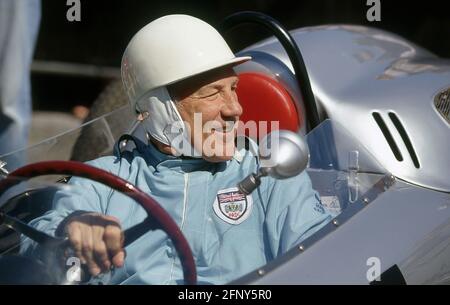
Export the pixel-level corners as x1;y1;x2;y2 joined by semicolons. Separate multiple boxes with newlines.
213;187;253;225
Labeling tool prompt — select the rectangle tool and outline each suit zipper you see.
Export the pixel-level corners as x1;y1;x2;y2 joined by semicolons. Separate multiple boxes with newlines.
167;172;189;283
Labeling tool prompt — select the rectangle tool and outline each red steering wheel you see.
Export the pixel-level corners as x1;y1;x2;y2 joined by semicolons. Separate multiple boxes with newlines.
0;160;197;285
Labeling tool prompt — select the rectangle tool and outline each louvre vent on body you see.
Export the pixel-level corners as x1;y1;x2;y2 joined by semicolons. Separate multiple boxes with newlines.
435;87;450;124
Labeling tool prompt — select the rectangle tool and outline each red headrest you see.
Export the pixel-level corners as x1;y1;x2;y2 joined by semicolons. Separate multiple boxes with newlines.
236;72;301;141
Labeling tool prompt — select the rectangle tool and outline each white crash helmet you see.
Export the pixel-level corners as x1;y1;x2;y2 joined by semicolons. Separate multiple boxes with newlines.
121;14;251;156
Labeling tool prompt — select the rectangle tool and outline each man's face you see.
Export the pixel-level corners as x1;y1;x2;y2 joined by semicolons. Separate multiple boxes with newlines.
168;67;242;162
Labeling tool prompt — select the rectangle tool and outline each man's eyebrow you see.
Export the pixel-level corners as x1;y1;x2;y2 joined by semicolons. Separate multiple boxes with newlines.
196;77;239;94
205;78;239;89
201;84;222;91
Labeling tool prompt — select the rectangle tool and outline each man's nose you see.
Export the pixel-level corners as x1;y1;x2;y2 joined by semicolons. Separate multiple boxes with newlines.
221;91;243;118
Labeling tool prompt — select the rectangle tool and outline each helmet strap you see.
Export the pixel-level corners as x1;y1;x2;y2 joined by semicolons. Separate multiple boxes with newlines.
136;87;201;158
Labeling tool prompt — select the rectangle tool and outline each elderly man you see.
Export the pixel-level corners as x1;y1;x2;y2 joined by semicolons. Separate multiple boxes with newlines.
21;15;331;284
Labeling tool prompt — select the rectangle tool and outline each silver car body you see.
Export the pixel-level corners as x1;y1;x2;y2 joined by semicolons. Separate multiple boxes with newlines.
232;25;450;284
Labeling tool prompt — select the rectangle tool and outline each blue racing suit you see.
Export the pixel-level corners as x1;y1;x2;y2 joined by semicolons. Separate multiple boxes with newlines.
21;137;332;284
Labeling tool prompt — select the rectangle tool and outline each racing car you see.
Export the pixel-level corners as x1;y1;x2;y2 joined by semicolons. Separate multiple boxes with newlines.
0;11;449;285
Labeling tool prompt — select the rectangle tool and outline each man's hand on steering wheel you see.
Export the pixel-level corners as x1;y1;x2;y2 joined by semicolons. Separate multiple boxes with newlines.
64;212;125;276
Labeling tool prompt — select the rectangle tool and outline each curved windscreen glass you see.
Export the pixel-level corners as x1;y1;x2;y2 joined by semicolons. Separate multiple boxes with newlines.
306;119;390;215
0;105;137;172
